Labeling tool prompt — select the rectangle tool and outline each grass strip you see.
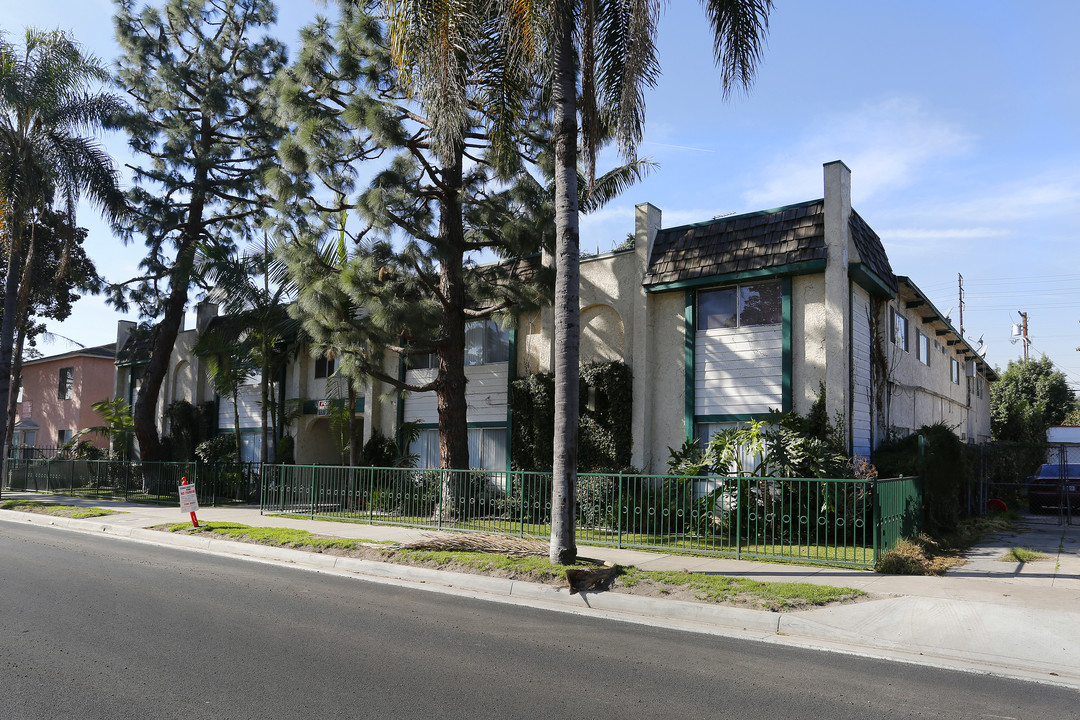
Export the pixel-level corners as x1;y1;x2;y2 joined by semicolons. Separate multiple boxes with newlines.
164;522;863;610
1001;547;1046;563
165;521;390;550
0;499;122;519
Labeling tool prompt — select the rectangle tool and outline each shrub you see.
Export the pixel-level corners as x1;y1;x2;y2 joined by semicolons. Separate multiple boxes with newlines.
874;422;969;536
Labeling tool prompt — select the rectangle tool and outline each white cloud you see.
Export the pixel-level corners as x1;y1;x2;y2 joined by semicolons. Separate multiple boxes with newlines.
929;171;1080;225
882;227;1010;241
741;97;973;207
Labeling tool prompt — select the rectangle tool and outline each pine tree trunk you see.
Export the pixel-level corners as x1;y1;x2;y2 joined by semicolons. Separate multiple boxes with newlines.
549;2;580;566
134;118;210;468
435;150;470;472
433;149;471;520
133;238;195;468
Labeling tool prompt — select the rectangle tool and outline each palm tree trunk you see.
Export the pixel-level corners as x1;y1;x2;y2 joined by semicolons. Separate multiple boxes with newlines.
5;326;27;452
232;385;242;464
0;225;25;468
347;380;360;467
549;1;581;565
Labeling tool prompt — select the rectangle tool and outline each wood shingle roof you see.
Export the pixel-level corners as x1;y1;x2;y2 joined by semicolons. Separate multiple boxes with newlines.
642;199;897;292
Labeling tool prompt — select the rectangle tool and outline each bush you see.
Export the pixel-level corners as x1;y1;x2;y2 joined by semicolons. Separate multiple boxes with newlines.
874;422;969;536
875;538;934;575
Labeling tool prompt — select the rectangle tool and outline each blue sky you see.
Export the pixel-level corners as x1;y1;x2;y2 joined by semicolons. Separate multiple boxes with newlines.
5;1;1080;389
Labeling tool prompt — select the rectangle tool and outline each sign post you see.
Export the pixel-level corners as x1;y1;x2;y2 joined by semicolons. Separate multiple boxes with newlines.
179;477;200;528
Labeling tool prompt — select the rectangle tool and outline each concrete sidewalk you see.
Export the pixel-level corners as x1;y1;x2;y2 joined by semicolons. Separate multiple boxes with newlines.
2;491;1078;689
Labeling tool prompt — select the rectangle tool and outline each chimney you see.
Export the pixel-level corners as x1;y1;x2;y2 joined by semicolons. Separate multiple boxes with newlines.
635;202;662;274
822;160;852;448
196;301;219;334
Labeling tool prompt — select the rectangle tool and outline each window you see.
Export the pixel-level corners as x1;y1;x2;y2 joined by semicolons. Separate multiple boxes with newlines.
950;358;961;385
696;421;766;476
465;320;509;366
407;352;437;370
57;429;73;445
408;320;510;369
16;374;22;403
58;367;74;400
314;355;335;379
890;310;908;351
698;281;781;331
410;427;507;472
916;332;930;366
976;377;984;398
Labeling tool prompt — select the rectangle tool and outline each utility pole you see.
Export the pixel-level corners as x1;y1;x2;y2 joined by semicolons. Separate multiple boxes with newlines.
1018;310;1029;362
958;273;965;336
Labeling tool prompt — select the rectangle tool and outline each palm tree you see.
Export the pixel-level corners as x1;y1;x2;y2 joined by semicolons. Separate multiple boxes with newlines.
0;29;126;459
379;0;772;564
199;237;300;464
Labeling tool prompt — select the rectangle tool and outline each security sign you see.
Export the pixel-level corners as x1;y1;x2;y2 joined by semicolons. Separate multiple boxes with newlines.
179;483;199;513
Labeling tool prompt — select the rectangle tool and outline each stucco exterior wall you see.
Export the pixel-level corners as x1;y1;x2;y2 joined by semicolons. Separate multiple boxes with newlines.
882;296;992;443
790;273;826;416
17;354;115;449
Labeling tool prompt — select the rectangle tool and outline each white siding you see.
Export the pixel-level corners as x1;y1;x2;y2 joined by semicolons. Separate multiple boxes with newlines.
218;384;261;429
695;326;782;415
403;363;509;424
851;285;872;457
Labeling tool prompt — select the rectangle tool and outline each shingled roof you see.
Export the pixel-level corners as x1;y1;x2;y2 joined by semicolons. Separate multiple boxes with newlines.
643;200;826;287
849;210;898;293
642;199;897;292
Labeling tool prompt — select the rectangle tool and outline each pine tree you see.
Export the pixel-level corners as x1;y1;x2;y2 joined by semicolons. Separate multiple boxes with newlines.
273;2;552;471
110;0;287;461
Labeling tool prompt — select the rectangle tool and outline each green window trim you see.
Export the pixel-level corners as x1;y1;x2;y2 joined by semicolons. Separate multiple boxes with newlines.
685;279;792;439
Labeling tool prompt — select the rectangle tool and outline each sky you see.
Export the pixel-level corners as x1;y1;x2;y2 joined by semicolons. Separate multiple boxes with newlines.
4;0;1080;389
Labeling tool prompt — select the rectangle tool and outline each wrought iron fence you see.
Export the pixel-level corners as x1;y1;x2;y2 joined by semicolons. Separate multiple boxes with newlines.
3;457;261;506
970;441;1076;525
260;465;922;567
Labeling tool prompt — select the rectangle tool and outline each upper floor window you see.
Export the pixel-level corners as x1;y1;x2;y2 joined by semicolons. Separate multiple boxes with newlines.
916;332;930;366
698;280;781;331
408;320;510;369
58;367;74;400
314;355;335;379
465;320;509;365
950;358;961;385
890;309;909;351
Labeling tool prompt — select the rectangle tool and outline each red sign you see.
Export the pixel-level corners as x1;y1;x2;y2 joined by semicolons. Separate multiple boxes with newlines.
20;400;31;420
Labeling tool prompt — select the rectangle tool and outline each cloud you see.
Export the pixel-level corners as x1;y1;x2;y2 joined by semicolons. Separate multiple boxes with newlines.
930;171;1080;225
741;97;973;207
881;227;1010;241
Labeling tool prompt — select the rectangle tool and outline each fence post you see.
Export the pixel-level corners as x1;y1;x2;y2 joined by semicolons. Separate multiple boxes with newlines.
617;472;624;549
735;476;742;561
517;472;524;538
310;468;316;519
871;477;879;565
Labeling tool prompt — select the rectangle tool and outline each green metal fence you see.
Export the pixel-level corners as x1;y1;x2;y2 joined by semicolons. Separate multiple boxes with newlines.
260;465;923;567
3;458;261;506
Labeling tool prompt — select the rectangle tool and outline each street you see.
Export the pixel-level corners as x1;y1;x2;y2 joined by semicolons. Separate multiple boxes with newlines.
1;522;1073;719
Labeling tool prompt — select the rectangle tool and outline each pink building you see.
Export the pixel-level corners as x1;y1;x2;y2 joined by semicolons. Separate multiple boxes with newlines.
13;343;116;452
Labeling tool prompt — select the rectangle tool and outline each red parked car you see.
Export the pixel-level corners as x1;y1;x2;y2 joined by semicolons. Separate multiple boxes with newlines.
1027;463;1080;514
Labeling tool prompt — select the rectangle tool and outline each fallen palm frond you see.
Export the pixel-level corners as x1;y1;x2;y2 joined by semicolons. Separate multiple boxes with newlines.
393;532;549;557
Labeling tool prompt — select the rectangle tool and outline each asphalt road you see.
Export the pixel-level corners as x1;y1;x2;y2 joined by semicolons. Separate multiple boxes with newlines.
0;522;1074;720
